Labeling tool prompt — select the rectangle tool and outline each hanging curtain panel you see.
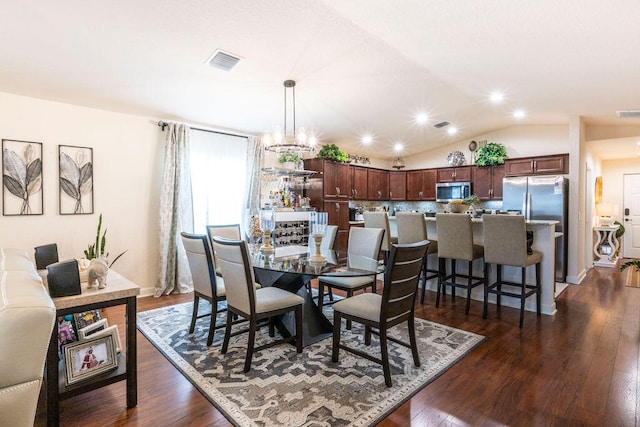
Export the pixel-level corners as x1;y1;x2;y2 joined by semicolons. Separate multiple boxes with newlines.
2;139;43;216
59;145;94;215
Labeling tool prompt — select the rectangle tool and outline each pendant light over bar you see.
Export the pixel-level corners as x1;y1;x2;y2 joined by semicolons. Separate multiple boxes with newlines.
263;80;317;154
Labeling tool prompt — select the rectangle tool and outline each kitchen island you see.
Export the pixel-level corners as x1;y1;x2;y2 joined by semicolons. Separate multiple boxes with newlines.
385;215;564;315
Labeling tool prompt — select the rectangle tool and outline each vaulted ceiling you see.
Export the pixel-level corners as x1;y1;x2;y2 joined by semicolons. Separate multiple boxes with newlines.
1;1;639;159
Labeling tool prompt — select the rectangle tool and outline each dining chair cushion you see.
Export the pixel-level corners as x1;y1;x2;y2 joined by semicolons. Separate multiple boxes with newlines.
318;274;377;289
332;292;381;322
255;287;304;314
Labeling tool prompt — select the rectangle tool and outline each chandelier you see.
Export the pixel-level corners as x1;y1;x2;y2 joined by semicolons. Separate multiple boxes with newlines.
263;80;317;154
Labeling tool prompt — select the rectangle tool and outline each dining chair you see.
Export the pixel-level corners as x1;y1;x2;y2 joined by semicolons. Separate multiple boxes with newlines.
435;213;484;315
308;225;339;251
395;213;438;304
180;232;229;346
332;240;430;387
363;212;396;264
211;236;303;373
482;214;542;328
206;224;241;275
34;243;59;270
317;227;384;328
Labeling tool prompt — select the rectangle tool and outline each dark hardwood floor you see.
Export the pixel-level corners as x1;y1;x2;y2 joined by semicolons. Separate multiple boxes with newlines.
37;265;640;426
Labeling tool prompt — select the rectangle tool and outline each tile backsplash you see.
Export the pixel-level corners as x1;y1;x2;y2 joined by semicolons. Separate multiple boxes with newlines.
352;200;503;215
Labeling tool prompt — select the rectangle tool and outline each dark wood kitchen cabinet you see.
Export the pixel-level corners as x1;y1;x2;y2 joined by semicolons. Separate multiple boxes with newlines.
350;166;368;200
304;158;350;200
406;169;437;200
324;200;350;251
304;158;351;251
504;154;568;176
388;171;406;201
437;166;471;183
472;165;505;200
367;169;389;200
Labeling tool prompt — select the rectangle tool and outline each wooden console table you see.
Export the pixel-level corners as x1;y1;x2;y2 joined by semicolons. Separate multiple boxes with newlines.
593;225;620;268
45;271;139;426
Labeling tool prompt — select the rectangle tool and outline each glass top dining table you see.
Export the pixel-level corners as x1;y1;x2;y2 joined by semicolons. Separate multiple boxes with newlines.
249;244;385;346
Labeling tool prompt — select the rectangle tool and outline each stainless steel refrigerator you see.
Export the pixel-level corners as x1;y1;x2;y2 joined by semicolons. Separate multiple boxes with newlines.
502;175;568;282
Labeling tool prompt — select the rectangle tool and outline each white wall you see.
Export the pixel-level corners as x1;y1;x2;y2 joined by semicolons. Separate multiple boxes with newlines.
0;92;163;296
601;158;640;220
405;125;570;169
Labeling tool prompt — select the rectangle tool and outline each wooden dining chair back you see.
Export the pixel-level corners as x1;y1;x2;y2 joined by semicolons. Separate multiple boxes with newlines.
395;212;438;304
180;232;227;346
212;236;304;372
482;214;542;328
332;240;430;386
435;213;484;315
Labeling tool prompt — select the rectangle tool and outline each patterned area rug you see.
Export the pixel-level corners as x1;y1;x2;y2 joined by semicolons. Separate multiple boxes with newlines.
137;302;484;427
625;266;640;288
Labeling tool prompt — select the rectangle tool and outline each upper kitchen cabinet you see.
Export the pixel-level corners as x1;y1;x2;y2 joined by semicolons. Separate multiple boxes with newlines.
406;169;437;200
304;158;350;200
367;169;389;200
351;166;368;200
389;171;406;201
472;165;505;200
505;154;569;176
437;166;472;183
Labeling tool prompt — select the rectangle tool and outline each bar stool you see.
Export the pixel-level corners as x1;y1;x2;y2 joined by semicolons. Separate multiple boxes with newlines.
363;212;396;264
435;213;484;315
482;214;542;328
396;213;438;304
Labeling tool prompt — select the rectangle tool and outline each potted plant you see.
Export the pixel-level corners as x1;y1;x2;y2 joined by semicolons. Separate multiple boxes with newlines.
83;213;127;267
475;142;508;166
316;144;349;163
278;152;300;170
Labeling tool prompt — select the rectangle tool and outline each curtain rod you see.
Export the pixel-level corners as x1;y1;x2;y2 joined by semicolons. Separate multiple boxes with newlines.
157;121;250;139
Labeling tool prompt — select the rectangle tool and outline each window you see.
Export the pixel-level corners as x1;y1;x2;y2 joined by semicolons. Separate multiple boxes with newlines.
189;130;248;233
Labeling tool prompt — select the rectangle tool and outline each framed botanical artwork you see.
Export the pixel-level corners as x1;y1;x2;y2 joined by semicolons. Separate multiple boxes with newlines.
2;139;43;215
59;145;93;214
63;333;118;385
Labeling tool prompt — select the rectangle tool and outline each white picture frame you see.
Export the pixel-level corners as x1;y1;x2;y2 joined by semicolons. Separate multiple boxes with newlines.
79;320;122;353
63;333;117;385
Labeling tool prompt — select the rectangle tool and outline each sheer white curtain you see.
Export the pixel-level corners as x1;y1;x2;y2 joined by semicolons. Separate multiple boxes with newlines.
190;130;248;233
156;122;193;296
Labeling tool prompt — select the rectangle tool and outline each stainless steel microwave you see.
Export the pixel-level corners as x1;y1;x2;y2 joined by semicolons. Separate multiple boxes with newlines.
435;182;471;202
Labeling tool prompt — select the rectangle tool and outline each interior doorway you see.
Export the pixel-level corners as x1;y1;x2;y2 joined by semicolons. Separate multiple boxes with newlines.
623;174;640;259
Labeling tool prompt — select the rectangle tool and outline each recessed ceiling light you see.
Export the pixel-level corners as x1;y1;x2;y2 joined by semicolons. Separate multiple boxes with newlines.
513;110;525;119
394;143;403;152
636;141;640;146
447;126;458;135
490;92;504;103
362;135;373;145
416;113;428;124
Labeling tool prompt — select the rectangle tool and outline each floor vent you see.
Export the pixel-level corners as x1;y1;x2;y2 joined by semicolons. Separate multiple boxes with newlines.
617;110;640;119
205;49;242;72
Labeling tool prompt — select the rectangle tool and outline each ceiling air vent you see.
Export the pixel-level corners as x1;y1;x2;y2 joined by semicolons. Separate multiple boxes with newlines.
205;49;242;72
434;121;450;128
617;110;640;119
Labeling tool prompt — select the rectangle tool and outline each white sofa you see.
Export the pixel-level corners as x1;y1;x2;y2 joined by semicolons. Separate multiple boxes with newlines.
0;248;56;427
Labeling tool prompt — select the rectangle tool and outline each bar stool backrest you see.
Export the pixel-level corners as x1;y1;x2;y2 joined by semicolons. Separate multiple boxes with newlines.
482;214;528;267
396;212;427;244
363;212;392;251
435;213;474;261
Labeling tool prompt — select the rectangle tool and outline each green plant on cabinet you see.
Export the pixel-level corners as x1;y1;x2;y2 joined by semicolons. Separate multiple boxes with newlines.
475;142;508;166
278;152;300;163
316;144;349;163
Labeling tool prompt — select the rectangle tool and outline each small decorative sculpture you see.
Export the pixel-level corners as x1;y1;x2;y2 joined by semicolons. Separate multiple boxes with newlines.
87;257;109;289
